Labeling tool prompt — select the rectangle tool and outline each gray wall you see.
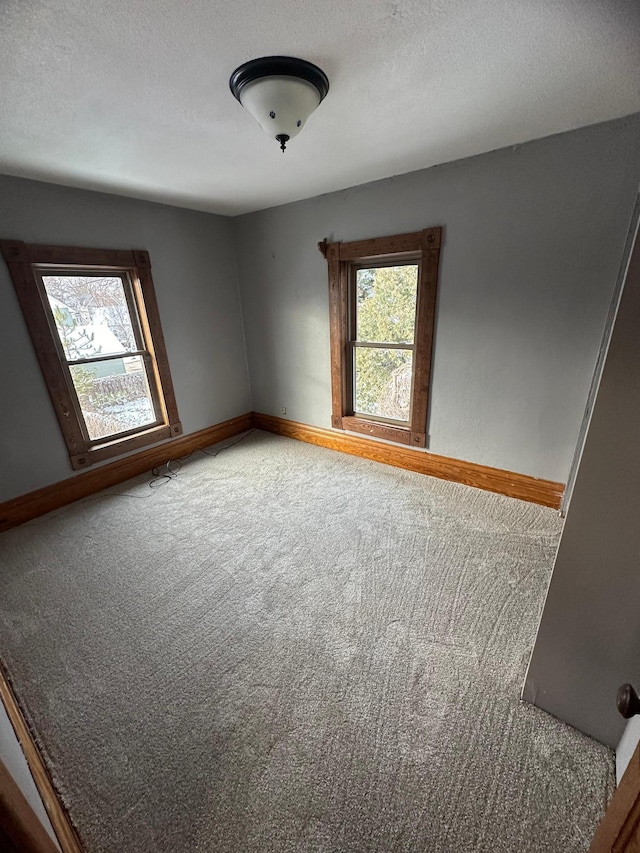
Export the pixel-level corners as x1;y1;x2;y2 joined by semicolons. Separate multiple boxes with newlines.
233;114;640;483
0;175;251;502
524;210;640;748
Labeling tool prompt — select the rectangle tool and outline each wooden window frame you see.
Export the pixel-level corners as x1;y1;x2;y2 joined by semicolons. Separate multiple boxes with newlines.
319;227;441;448
1;241;182;470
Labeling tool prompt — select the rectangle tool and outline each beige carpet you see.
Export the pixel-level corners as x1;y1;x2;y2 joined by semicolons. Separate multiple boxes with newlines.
0;430;613;852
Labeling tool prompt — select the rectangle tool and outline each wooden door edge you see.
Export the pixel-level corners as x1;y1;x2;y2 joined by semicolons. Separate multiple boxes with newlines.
0;756;60;852
0;665;84;852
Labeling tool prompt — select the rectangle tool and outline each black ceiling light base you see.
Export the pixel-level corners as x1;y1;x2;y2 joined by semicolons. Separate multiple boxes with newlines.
276;134;290;153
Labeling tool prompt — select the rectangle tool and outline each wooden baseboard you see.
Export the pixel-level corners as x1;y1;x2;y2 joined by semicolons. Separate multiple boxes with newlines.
0;413;254;532
253;413;565;509
0;668;84;853
0;409;564;530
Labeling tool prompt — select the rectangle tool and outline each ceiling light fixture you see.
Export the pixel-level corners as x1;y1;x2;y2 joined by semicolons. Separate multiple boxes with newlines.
229;56;329;153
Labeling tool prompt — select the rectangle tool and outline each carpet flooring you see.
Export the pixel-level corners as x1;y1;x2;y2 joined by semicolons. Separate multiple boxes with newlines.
0;430;613;852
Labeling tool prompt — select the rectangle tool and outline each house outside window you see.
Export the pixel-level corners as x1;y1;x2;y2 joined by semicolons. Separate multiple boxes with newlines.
321;227;442;448
1;242;181;469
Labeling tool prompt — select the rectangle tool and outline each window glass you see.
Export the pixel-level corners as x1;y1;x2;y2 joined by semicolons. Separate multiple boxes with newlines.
69;356;156;441
354;347;413;421
42;275;138;359
356;265;418;344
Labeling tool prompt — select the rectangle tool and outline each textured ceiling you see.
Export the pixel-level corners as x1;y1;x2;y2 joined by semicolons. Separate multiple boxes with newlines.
1;0;639;216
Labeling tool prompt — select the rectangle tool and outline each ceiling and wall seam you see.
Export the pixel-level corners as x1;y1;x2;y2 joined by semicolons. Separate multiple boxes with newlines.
1;0;639;215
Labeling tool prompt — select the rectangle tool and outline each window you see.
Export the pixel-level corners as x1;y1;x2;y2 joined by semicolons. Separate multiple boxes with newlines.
320;227;442;447
1;242;181;469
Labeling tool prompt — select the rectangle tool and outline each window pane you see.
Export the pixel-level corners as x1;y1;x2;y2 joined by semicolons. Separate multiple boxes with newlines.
356;265;418;343
42;275;138;359
354;347;413;421
69;356;156;441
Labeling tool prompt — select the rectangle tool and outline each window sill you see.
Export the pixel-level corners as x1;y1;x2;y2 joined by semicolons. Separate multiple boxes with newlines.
339;416;425;448
70;421;183;470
